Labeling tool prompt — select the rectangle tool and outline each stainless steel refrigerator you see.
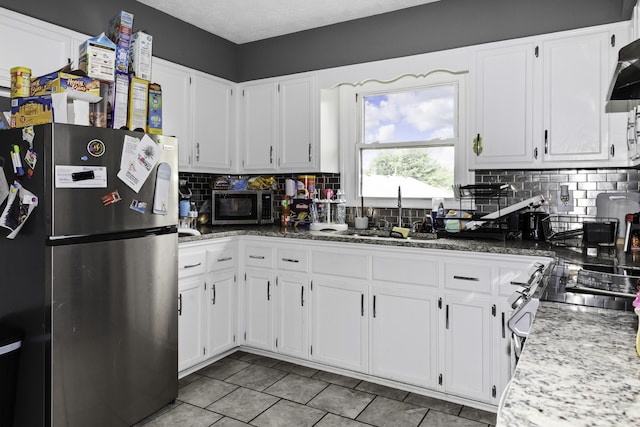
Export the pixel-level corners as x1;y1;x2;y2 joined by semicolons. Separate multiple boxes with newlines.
0;123;179;426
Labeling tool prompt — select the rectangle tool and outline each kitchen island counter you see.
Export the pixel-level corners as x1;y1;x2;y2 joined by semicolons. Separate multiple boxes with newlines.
497;301;640;426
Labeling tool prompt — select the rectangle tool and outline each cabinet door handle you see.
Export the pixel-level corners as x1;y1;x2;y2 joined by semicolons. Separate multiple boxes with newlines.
361;293;364;316
534;46;539;57
249;255;265;259
438;297;442;309
534;147;538;159
178;294;183;316
453;275;479;282
183;262;202;269
196;142;200;162
267;281;271;301
610;144;615;158
308;143;312;162
445;304;450;329
212;284;216;305
373;295;377;318
217;257;232;262
438;373;443;385
269;146;273;164
282;257;299;263
544;130;549;154
301;286;304;306
510;280;527;286
501;312;506;339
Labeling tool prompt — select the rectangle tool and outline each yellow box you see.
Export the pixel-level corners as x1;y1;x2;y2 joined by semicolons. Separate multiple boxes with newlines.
127;76;148;131
10;95;54;128
31;71;100;97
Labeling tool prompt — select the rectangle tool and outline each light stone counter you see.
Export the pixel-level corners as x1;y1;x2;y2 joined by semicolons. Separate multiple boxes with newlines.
497;302;640;426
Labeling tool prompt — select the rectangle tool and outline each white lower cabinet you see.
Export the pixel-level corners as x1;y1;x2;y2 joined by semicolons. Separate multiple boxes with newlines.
206;271;237;357
441;293;494;402
370;285;438;388
310;278;368;373
178;275;206;371
178;240;237;374
243;269;275;350
275;274;309;359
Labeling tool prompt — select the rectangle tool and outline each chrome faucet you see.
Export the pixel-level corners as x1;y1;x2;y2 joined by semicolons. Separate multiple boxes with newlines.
397;186;402;227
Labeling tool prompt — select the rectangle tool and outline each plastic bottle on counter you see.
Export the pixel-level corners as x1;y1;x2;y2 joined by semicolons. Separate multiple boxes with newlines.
188;202;198;229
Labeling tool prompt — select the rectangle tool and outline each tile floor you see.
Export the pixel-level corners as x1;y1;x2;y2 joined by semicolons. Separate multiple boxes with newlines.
136;351;497;427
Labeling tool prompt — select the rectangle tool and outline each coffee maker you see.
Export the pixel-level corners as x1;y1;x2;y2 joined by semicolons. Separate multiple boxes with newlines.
178;179;196;229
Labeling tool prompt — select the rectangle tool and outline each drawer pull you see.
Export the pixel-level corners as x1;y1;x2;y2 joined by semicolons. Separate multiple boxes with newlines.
510;281;527;286
453;275;479;282
282;257;300;263
249;255;265;259
183;262;202;269
217;257;232;262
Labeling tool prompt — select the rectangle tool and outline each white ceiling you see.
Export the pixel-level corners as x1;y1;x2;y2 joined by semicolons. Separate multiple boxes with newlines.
136;0;441;44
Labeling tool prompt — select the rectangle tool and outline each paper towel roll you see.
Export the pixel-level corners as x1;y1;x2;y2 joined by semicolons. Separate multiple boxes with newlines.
285;179;297;197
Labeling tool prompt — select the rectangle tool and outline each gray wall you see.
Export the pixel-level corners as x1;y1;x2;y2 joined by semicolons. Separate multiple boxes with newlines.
1;0;635;82
0;0;238;81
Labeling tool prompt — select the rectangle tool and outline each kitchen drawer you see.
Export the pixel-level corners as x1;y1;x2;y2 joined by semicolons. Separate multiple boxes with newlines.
207;243;237;271
277;247;309;272
244;244;274;269
444;262;492;293
498;267;533;297
178;249;207;279
312;250;368;279
372;255;438;287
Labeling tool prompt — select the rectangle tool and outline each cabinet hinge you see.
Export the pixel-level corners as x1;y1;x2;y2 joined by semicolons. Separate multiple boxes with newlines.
438;374;443;385
242;89;245;96
492;304;496;317
277;83;280;93
230;88;233;96
492;385;497;398
611;34;616;47
67;57;71;65
189;76;192;85
438;297;442;309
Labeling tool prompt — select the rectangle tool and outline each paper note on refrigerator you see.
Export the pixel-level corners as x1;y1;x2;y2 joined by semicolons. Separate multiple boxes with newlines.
55;165;107;188
117;134;160;193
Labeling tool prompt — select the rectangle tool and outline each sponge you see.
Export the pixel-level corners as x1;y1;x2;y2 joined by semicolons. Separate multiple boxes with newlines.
391;226;410;239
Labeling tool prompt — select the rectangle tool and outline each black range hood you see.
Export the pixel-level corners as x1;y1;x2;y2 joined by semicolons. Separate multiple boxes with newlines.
606;38;640;113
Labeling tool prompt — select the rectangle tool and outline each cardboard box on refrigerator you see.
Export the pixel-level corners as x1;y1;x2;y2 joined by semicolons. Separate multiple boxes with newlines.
127;75;148;131
78;33;117;82
30;65;101;97
50;90;102;126
10;95;54;128
129;31;152;81
106;11;134;74
147;82;162;134
107;71;129;129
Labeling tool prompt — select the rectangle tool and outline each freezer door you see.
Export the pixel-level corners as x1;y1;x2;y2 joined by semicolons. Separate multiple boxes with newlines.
50;233;178;427
48;124;178;237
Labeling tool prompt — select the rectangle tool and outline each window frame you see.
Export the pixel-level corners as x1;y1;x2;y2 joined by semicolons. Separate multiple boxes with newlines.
339;70;471;209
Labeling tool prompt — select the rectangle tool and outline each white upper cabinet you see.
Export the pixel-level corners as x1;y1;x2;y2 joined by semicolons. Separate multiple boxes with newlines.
0;10;74;87
241;82;278;171
278;77;316;171
470;23;628;169
151;58;192;166
191;72;234;171
472;42;535;167
240;75;329;173
540;31;610;163
152;59;236;172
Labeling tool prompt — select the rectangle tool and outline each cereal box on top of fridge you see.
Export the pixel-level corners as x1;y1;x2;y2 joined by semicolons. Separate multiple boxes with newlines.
107;71;129;129
31;69;100;97
107;11;134;73
127;75;148;131
10;95;54;128
147;83;162;134
78;33;117;82
129;31;152;81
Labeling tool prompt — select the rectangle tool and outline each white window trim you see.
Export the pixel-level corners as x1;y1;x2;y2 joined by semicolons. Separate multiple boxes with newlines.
338;70;472;209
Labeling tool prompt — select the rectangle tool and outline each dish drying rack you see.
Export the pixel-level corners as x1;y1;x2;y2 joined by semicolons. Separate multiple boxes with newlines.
543;214;619;248
437;183;516;240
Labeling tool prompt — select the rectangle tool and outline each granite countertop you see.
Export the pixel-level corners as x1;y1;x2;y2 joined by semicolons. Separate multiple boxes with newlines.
179;224;557;258
497;302;640;426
